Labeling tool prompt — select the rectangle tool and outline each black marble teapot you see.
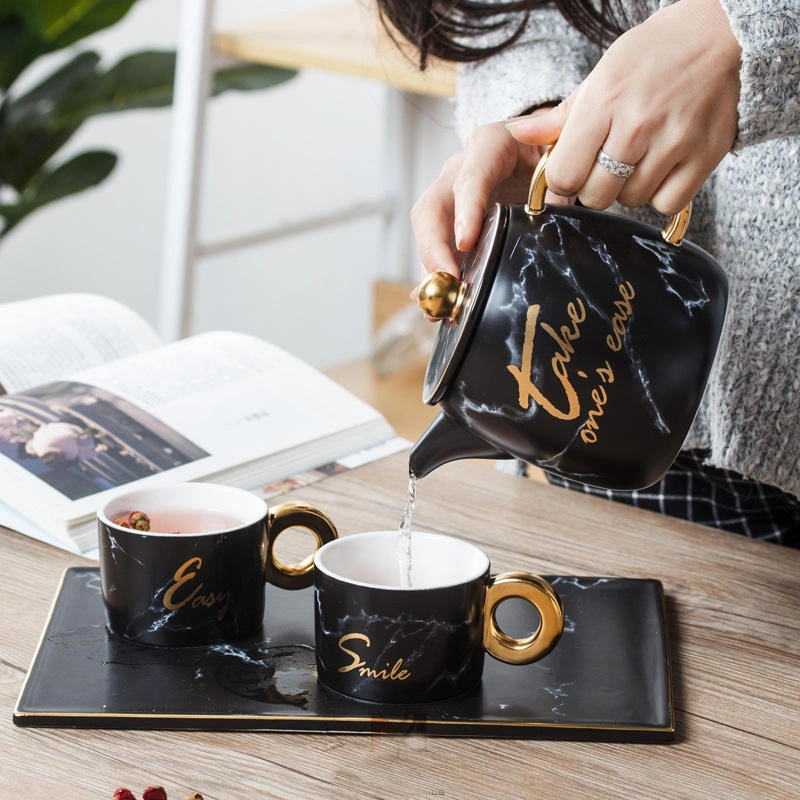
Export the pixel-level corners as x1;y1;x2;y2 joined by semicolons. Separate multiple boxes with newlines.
408;152;728;490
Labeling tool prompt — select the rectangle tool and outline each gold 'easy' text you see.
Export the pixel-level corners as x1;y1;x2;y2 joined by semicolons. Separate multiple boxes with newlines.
163;557;232;622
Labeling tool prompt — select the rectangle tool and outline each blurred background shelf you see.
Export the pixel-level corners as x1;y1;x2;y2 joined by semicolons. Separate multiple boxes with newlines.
162;1;456;341
212;4;456;97
325;279;437;442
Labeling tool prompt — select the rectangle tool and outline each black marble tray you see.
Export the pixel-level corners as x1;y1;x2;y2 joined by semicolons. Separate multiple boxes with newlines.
14;567;674;741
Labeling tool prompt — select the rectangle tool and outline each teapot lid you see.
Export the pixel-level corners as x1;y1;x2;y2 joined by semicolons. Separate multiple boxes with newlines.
420;203;508;405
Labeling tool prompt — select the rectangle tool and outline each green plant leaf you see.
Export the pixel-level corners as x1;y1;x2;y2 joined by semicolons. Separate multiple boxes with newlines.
10;49;101;112
54;50;178;119
0;16;43;90
54;51;297;122
0;51;101;191
13;0;139;46
0;3;298;240
1;49;295;192
211;63;297;96
0;149;116;239
0;0;139;89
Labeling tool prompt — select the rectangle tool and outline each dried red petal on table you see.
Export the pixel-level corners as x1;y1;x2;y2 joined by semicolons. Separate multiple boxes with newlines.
113;790;137;800
142;788;167;800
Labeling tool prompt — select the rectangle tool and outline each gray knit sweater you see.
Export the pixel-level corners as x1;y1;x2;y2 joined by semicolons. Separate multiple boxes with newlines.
455;0;800;497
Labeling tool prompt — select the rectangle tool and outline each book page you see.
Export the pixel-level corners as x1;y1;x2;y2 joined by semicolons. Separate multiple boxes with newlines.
78;330;383;456
0;294;161;395
0;330;394;546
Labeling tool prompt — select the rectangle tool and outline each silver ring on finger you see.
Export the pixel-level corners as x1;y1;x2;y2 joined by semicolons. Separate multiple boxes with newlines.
597;149;636;179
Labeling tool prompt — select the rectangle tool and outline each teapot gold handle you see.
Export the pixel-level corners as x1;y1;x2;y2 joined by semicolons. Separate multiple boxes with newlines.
525;148;692;246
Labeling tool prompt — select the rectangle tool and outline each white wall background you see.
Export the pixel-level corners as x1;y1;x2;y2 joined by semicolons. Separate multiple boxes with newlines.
0;0;460;369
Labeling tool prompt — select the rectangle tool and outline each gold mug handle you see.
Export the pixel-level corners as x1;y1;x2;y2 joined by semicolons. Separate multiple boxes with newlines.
483;572;564;665
266;502;338;590
525;148;693;246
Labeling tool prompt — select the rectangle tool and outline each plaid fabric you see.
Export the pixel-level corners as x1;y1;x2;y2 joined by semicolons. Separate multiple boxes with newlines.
542;449;800;547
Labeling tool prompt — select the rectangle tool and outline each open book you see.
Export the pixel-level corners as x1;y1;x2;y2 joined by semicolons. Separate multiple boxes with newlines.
0;294;402;556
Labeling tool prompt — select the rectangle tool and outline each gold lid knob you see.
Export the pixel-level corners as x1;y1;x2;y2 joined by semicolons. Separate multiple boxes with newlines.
417;271;466;321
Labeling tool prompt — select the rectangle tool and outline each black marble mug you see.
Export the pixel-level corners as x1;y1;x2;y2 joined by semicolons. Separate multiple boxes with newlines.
313;531;564;703
98;482;337;646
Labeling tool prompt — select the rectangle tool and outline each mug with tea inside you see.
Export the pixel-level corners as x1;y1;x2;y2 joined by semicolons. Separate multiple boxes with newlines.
97;482;337;646
313;531;564;703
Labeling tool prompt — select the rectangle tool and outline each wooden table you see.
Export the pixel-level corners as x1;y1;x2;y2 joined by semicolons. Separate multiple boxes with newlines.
2;452;798;798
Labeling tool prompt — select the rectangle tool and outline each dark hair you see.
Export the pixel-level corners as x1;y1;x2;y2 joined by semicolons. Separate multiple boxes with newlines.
376;1;638;69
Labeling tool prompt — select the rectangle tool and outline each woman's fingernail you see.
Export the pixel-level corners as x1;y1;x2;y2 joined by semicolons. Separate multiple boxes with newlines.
505;116;534;131
455;220;466;250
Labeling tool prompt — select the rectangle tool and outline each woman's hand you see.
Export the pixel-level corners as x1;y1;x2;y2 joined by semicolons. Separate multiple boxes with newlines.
506;0;742;216
410;111;567;280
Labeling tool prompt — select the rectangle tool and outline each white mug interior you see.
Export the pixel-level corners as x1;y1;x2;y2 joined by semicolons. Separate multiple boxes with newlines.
314;530;489;590
98;482;266;537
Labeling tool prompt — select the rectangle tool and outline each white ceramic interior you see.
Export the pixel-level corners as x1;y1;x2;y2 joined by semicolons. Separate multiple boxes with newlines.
314;530;489;590
98;482;267;537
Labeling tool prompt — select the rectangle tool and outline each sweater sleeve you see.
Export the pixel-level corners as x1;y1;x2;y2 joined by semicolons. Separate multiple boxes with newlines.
716;0;800;147
454;6;602;140
455;1;799;147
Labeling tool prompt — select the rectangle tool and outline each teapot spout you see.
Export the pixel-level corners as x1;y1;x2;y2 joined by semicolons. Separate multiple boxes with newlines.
409;413;511;479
